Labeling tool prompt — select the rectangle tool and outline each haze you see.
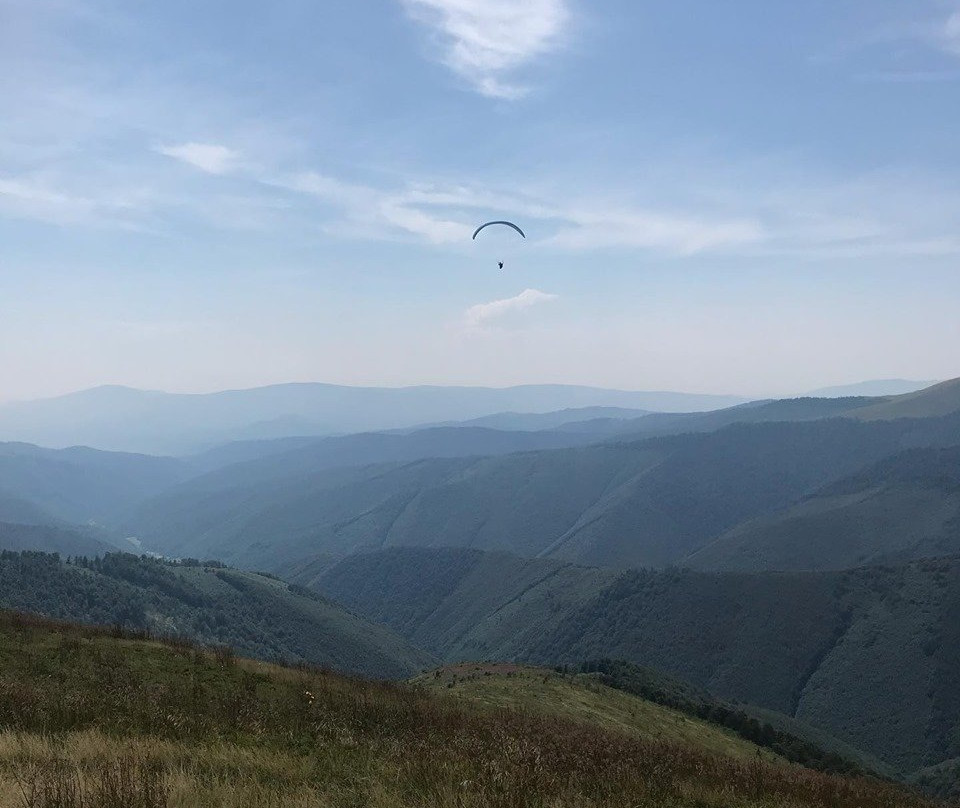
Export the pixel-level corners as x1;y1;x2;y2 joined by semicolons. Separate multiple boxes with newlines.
3;0;960;403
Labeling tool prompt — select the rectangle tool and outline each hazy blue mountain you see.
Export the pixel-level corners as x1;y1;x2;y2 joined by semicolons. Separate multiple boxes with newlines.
604;395;885;442
131;411;960;573
0;383;746;454
313;546;960;774
0;522;116;556
686;446;960;572
188;435;331;472
806;379;938;398
188;425;602;478
0;441;192;526
0;491;57;525
413;406;652;432
853;377;960;421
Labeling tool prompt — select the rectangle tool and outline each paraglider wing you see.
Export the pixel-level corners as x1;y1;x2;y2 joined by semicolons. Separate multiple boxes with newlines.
472;221;526;240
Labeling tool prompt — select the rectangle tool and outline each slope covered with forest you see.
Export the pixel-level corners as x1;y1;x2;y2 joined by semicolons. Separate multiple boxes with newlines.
132;411;960;573
687;446;960;571
0;550;431;679
314;547;960;775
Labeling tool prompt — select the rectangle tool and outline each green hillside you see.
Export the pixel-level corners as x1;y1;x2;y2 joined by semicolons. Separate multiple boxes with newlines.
0;550;431;679
0;613;935;808
687;446;960;571
314;547;960;776
530;561;960;774
573;658;891;777
412;663;783;765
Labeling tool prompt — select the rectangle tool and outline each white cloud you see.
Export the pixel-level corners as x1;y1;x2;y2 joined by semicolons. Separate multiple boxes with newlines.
0;174;150;227
944;11;960;54
401;0;569;98
272;171;473;243
548;208;764;253
156;142;240;174
464;288;558;328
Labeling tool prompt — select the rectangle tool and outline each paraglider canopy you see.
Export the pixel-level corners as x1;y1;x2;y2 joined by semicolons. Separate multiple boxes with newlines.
472;221;526;240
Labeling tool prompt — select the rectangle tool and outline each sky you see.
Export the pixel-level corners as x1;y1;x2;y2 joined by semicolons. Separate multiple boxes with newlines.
2;0;960;402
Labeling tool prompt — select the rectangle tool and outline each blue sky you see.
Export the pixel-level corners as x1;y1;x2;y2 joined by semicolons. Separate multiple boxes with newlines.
2;0;959;401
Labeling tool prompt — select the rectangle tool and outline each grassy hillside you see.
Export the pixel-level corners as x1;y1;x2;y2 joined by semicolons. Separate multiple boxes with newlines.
412;663;782;765
574;658;891;777
314;547;960;776
687;446;960;571
132;412;960;572
0;613;937;808
0;551;431;679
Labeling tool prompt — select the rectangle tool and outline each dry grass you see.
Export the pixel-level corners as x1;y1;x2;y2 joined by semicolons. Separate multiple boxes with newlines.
0;611;950;808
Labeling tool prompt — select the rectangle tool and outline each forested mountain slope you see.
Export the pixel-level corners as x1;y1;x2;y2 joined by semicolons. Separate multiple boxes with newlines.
133;412;960;572
687;446;960;571
313;547;960;775
304;547;616;659
0;550;431;678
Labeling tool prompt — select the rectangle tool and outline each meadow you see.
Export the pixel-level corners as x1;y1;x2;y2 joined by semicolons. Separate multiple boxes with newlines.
0;612;948;808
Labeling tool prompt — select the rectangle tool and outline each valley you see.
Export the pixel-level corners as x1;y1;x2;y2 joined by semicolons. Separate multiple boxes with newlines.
3;378;960;802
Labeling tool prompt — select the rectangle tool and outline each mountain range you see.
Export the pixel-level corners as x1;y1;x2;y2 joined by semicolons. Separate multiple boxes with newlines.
3;376;960;798
126;395;960;573
0;382;745;454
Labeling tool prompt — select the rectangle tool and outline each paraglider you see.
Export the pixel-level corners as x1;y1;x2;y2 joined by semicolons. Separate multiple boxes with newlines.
472;220;525;270
472;221;526;240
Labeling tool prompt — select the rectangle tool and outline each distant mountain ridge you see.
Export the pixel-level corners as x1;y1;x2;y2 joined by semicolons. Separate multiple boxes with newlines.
805;379;937;398
0;383;747;454
129;408;960;572
0;441;192;527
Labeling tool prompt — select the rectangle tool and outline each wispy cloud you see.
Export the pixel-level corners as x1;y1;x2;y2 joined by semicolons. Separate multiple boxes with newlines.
273;171;473;243
547;208;763;253
0;173;150;227
156;142;240;174
942;10;960;54
464;288;558;328
251;162;960;261
400;0;569;98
